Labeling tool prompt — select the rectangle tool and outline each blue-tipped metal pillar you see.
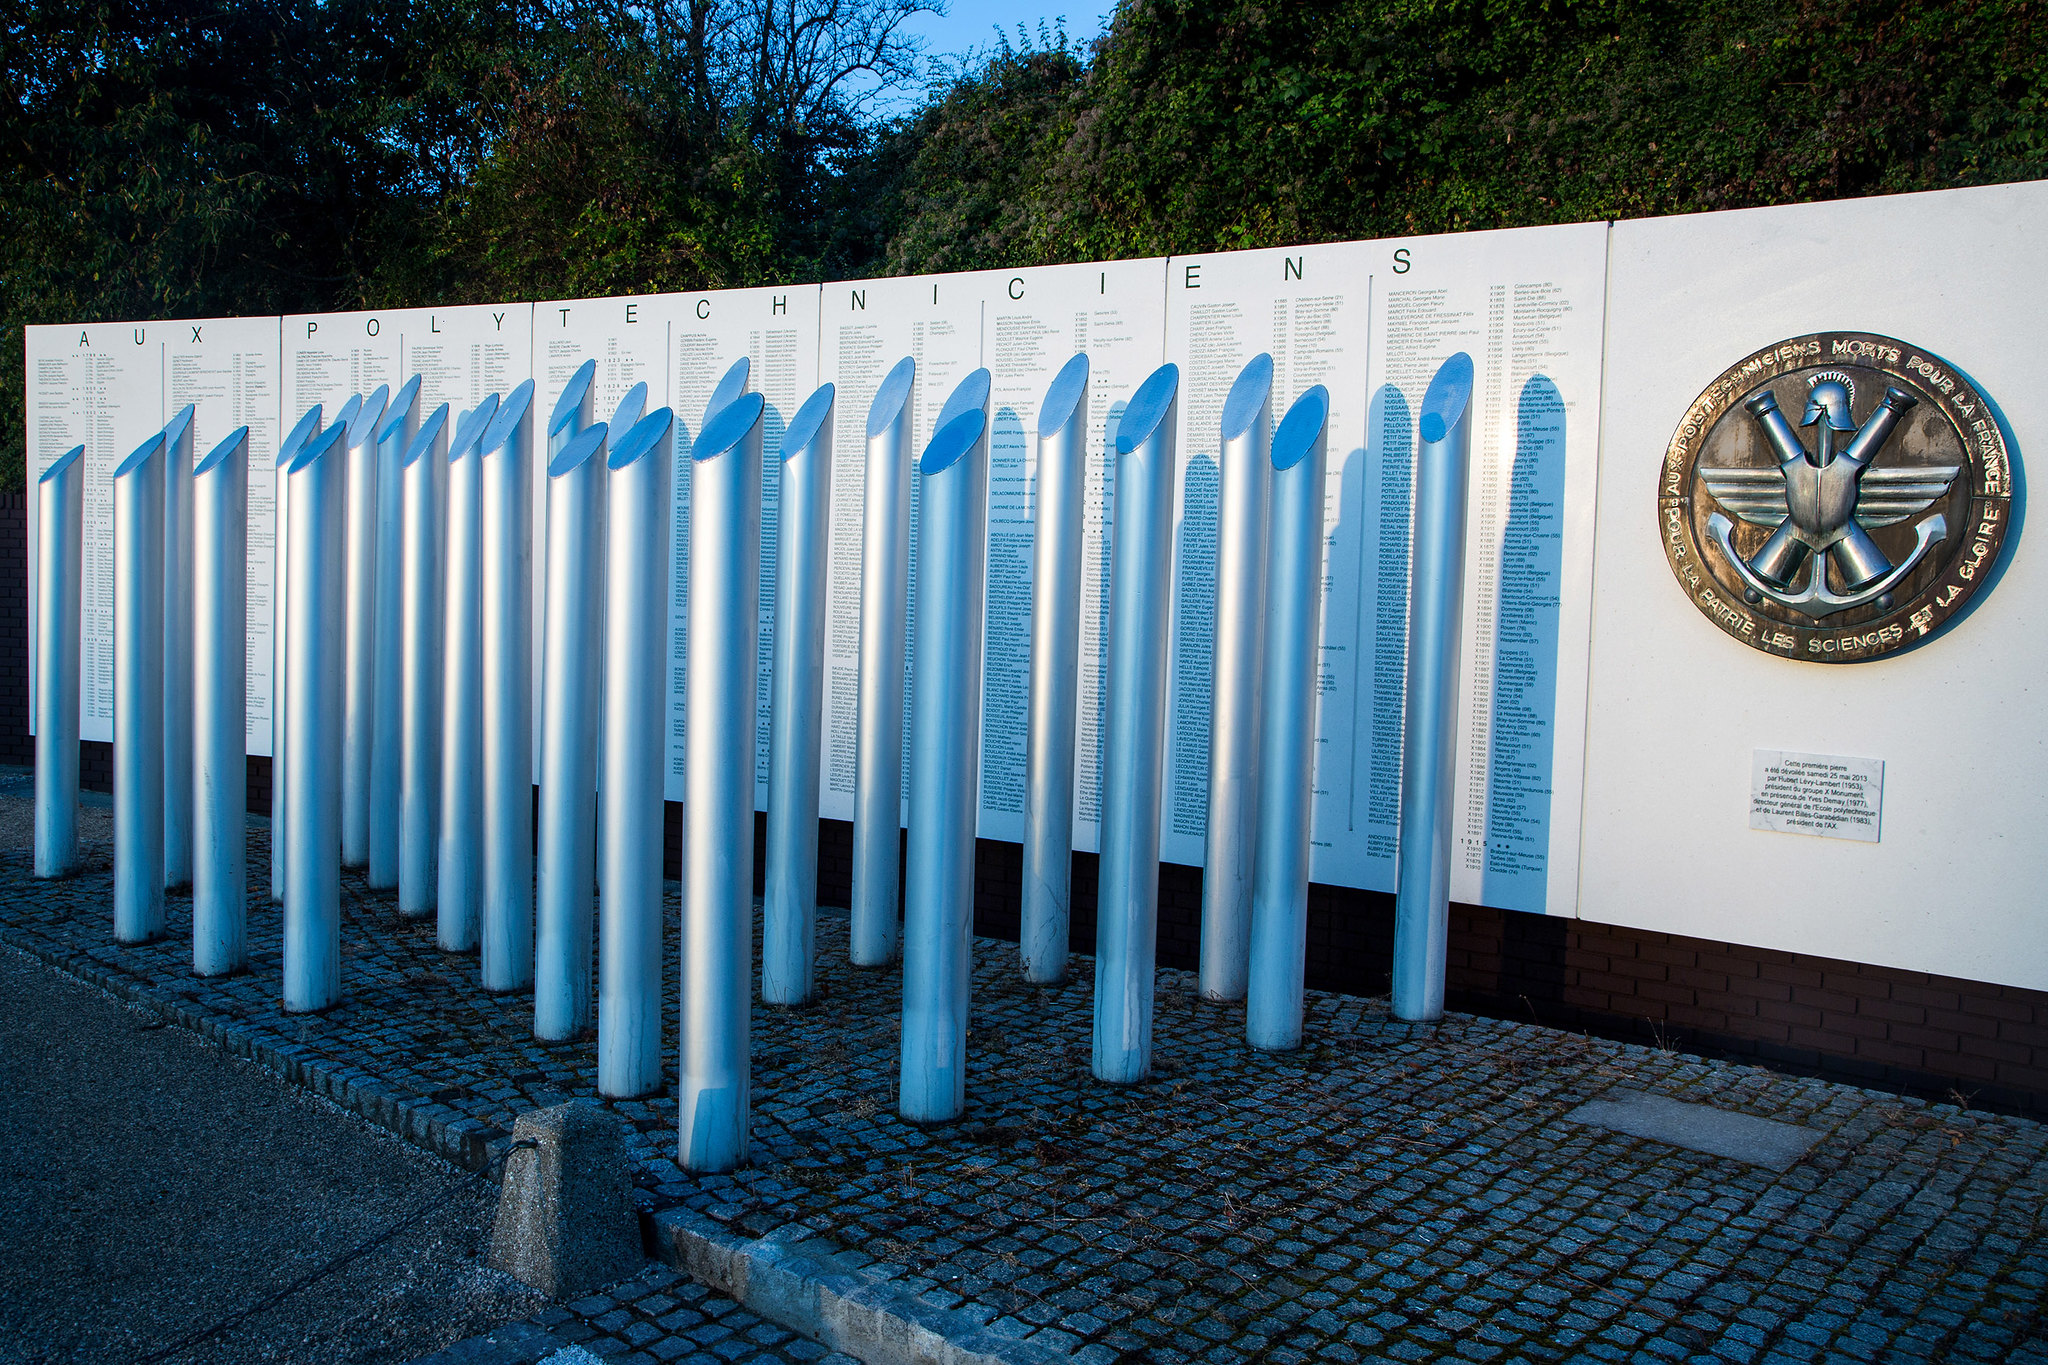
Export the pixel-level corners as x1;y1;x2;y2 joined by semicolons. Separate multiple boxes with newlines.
851;357;916;968
193;427;250;976
1022;355;1089;984
479;382;537;992
680;393;763;1173
113;433;167;943
439;396;499;954
369;375;422;890
342;386;390;869
536;419;608;1042
35;445;84;879
1093;363;1180;1085
1201;354;1274;1002
161;406;196;892
1246;386;1330;1051
274;400;341;903
763;384;836;1007
285;422;350;1011
1392;353;1475;1024
400;405;451;918
900;405;989;1123
601;407;673;1098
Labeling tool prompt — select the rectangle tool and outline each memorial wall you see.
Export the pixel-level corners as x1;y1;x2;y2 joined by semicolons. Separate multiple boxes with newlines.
24;179;2045;990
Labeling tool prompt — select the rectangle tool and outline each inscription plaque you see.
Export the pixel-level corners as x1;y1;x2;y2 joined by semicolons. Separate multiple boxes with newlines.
1749;749;1883;843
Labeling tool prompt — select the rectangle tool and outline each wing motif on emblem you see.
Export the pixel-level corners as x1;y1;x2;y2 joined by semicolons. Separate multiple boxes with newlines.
1697;464;1961;529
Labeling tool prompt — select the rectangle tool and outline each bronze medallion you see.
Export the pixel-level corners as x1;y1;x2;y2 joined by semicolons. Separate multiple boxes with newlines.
1660;332;2013;662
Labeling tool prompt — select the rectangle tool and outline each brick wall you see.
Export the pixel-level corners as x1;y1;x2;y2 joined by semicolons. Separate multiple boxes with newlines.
9;489;2044;1113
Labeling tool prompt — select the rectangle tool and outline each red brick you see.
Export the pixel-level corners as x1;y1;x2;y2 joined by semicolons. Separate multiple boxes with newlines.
1638;942;1699;970
1851;1038;1927;1069
1998;1017;2048;1047
1788;1025;1860;1054
1757;999;1824;1029
1760;960;1826;989
1962;993;2039;1024
1889;982;1963;1011
1855;997;1929;1026
1922;1008;2000;1041
1697;951;1763;980
1726;975;1794;1004
1892;1024;1970;1054
1822;970;1892;1001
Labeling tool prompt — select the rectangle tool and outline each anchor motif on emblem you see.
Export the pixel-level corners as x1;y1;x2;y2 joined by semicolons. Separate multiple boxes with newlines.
1660;332;2013;662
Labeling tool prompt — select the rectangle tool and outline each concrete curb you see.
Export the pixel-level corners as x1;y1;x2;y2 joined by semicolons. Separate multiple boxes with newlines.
649;1208;1073;1365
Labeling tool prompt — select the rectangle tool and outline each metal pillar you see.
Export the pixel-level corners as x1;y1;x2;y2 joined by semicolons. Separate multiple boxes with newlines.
369;375;422;889
400;405;451;918
600;407;674;1098
284;422;349;1011
548;359;595;462
536;420;609;1041
851;356;916;968
1392;353;1476;1023
35;444;84;879
342;386;390;869
1246;386;1331;1051
161;406;196;891
680;392;763;1173
479;382;536;992
274;400;340;903
1093;363;1180;1085
610;383;648;437
1200;354;1274;1002
113;433;166;943
439;395;500;954
705;356;750;426
1022;354;1089;984
193;427;250;977
762;384;836;1007
900;407;989;1122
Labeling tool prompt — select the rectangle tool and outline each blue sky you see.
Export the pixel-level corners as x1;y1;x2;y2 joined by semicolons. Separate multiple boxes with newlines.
853;0;1122;116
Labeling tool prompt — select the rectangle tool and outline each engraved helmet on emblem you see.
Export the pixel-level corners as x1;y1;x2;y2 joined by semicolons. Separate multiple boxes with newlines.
1659;332;2013;662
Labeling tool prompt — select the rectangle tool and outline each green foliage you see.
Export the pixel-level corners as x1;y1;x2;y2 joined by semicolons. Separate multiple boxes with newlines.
879;0;2048;271
5;0;2044;488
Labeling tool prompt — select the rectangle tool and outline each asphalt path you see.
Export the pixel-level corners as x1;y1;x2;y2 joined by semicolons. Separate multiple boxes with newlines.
0;942;546;1365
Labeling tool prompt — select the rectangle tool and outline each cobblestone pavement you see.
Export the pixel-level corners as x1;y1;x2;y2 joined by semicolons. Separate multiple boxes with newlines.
1;805;2044;1364
517;1265;858;1364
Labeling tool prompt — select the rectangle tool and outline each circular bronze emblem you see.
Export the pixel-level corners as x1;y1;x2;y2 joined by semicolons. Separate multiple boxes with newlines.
1660;332;2013;662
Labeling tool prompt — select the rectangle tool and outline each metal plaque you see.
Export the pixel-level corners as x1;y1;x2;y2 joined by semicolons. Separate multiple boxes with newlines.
1660;332;2013;661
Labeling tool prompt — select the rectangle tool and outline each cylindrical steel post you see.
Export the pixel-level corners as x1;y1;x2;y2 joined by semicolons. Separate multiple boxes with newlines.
600;408;674;1098
285;422;350;1011
439;396;500;953
1246;386;1331;1051
341;386;389;868
536;420;609;1041
610;383;648;437
479;382;536;991
762;384;836;1007
368;375;422;889
35;444;84;879
851;357;916;967
548;359;595;462
400;404;451;918
602;409;675;1096
193;427;250;976
275;400;342;903
1021;354;1089;984
161;406;196;891
1392;353;1475;1023
680;393;763;1173
1093;363;1180;1085
900;407;989;1123
113;433;167;943
704;356;750;427
1200;354;1275;1002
